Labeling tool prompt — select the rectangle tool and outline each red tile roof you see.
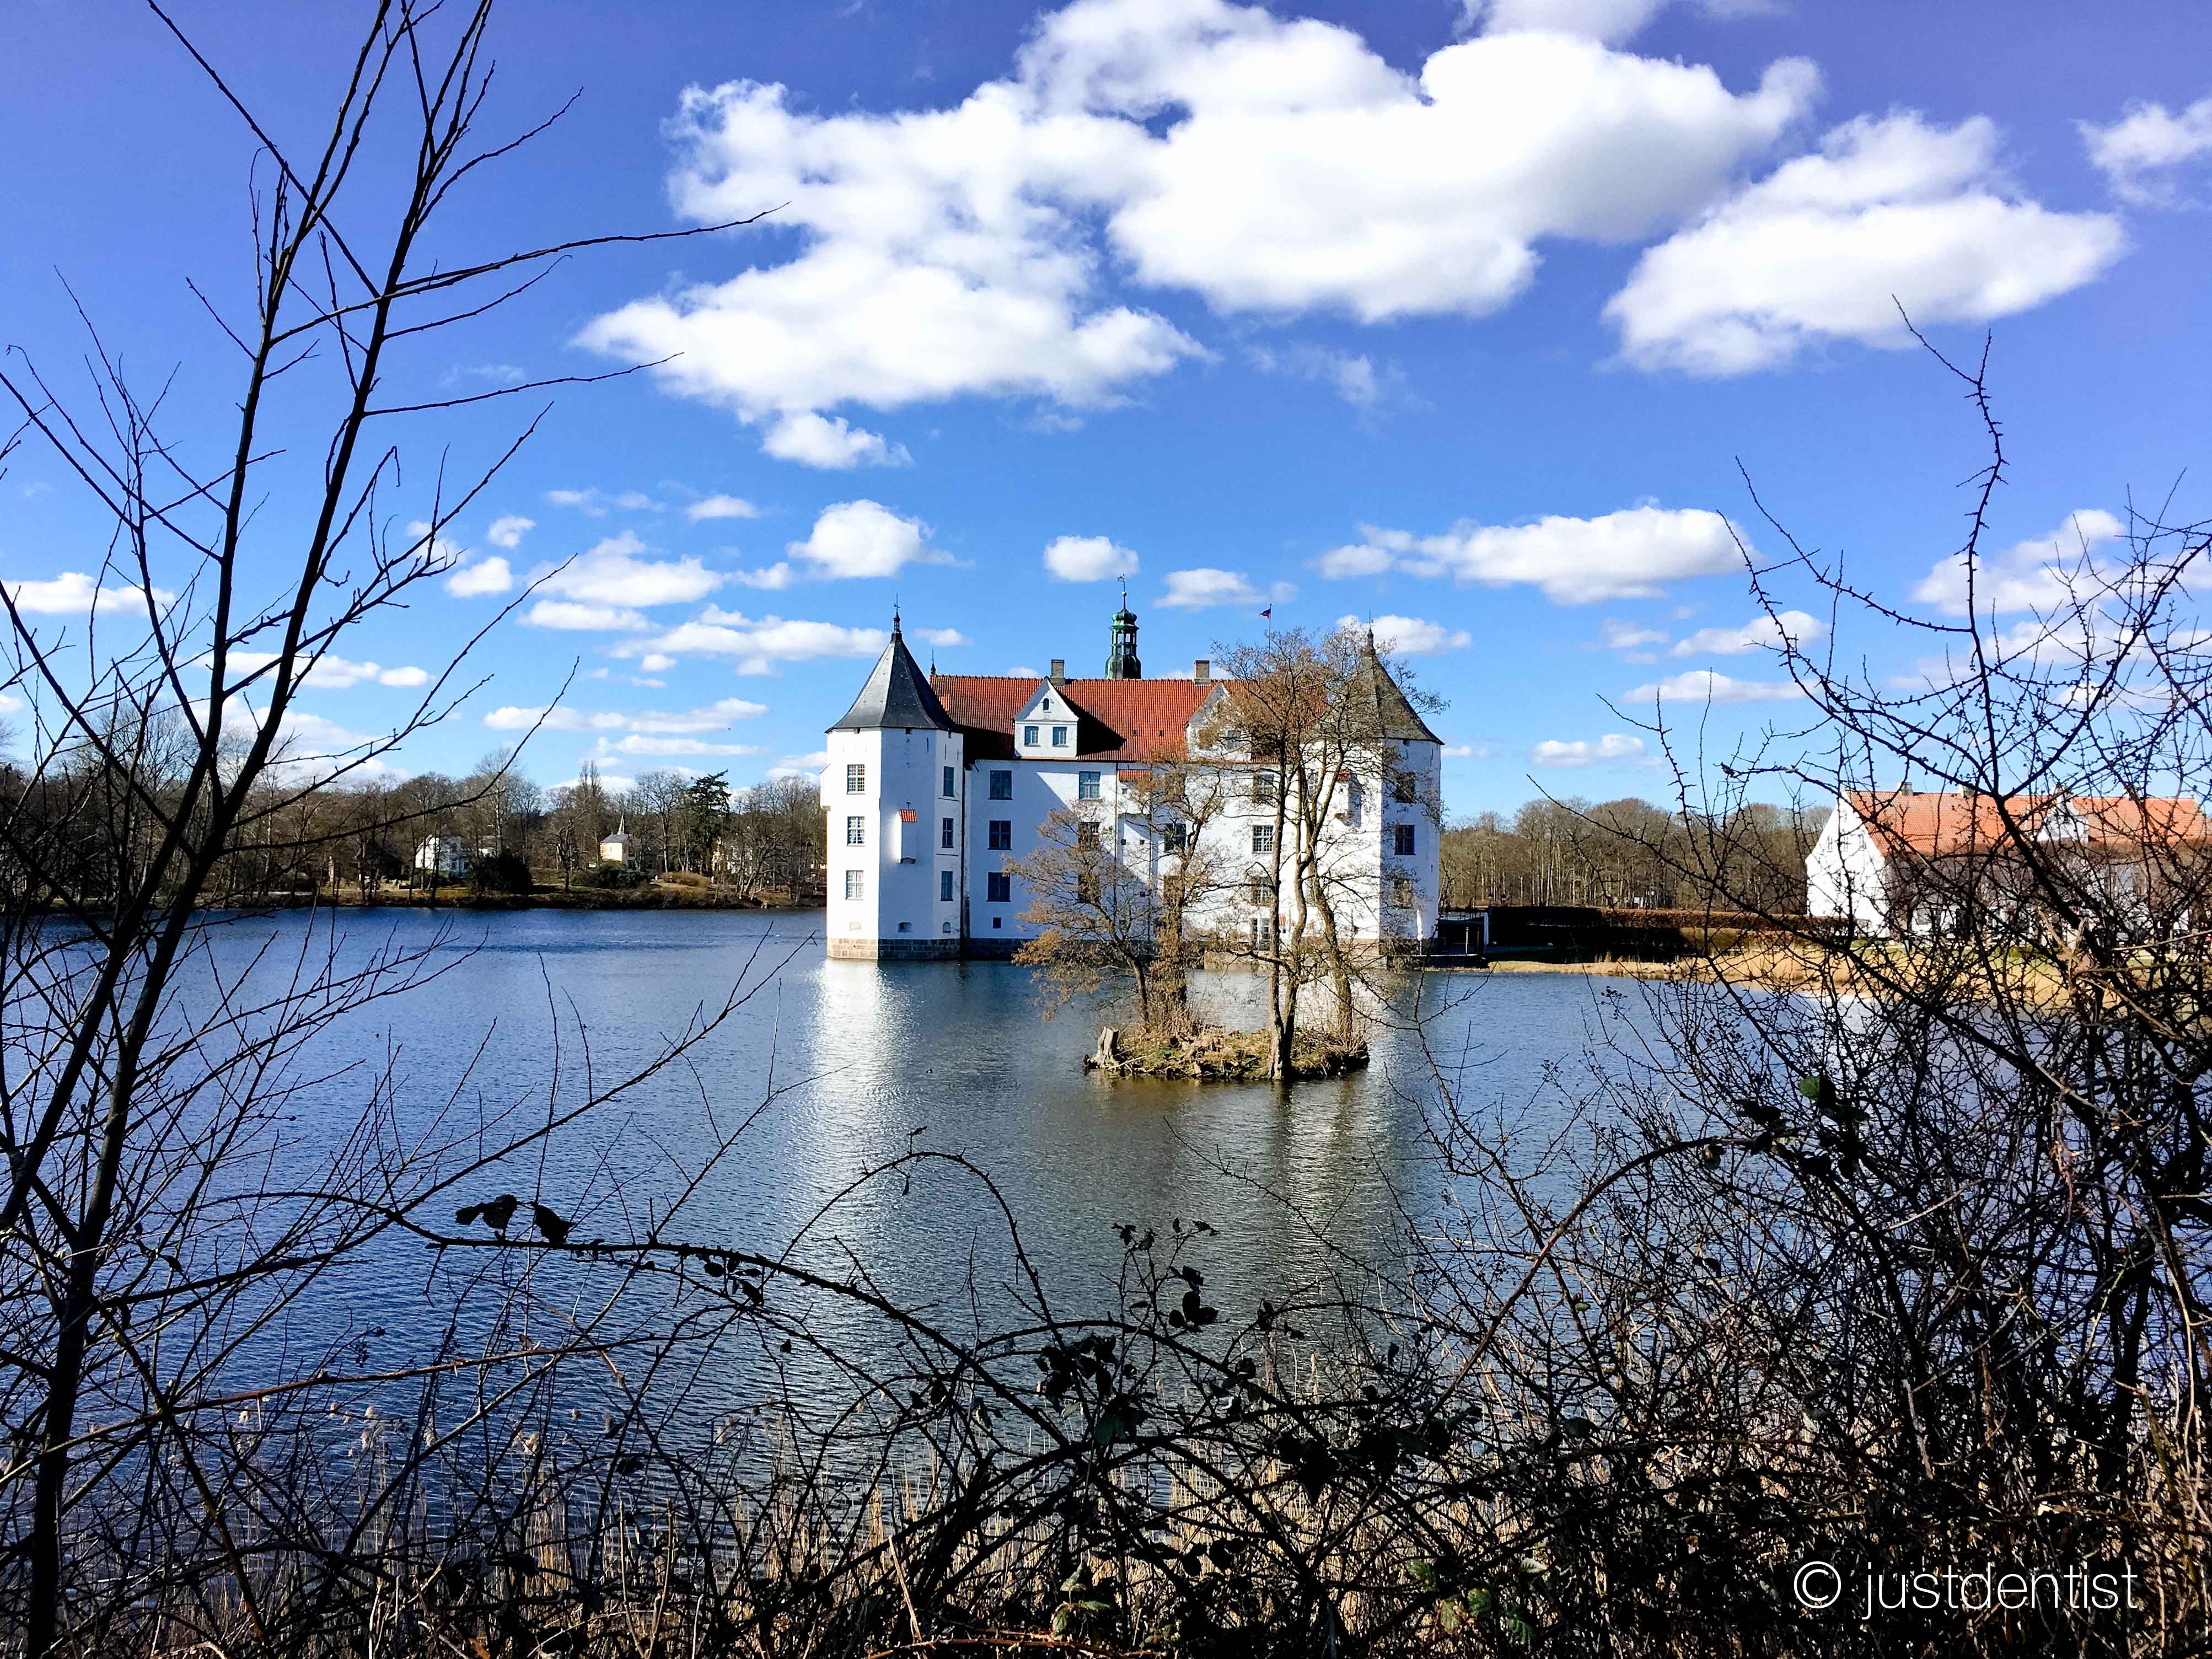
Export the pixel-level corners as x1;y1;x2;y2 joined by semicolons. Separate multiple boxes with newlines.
930;675;1214;763
1845;790;2207;860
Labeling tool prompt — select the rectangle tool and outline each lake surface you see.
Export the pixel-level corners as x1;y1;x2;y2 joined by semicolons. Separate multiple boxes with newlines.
165;907;1656;1419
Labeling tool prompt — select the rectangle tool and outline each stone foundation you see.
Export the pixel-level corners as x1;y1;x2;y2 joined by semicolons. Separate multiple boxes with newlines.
826;936;962;961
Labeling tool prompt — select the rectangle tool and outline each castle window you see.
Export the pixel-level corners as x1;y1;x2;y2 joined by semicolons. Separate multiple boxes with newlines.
846;815;866;846
1347;782;1365;826
1078;770;1100;800
1077;821;1100;848
941;817;955;850
846;763;866;794
844;870;866;900
942;765;955;798
1253;770;1277;803
1394;771;1416;804
1162;822;1189;855
989;820;1012;851
1394;823;1416;856
987;871;1012;904
989;770;1012;800
1024;724;1039;747
940;870;955;902
1252;825;1275;855
1051;726;1069;747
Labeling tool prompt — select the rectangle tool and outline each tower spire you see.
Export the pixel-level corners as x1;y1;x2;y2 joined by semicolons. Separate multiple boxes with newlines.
1107;581;1142;679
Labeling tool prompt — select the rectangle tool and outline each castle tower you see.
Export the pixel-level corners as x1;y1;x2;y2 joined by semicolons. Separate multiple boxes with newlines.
822;613;965;959
1106;583;1141;679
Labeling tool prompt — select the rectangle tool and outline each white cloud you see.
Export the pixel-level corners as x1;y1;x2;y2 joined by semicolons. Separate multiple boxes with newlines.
600;735;765;758
763;411;912;470
1160;568;1293;610
2;571;174;615
581;0;1813;452
2080;94;2212;206
486;514;535;548
1337;613;1470;654
1669;607;1824;656
446;556;514;598
1607;113;2125;374
484;696;768;735
1244;343;1394;407
1599;618;1668;649
639;652;677;673
1464;0;1778;46
1913;508;2124;617
1441;741;1492;759
405;520;468;573
225;652;429;691
619;611;889;675
731;562;797;590
685;493;763;522
1532;732;1648;766
914;626;971;647
524;600;652;632
533;530;725;614
1044;534;1140;582
1320;505;1745;602
768;749;833;780
785;501;949;580
1629;668;1802;702
546;488;664;516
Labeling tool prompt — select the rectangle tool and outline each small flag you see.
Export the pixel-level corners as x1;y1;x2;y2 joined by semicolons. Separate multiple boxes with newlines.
1259;607;1273;619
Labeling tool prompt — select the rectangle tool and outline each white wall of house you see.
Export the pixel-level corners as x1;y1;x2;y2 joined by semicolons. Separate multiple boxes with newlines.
413;835;468;877
1806;798;1888;932
822;725;965;959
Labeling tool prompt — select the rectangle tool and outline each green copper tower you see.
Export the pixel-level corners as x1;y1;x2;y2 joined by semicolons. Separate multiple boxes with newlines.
1106;581;1141;679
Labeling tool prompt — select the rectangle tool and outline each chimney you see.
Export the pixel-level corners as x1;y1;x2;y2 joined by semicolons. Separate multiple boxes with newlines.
1193;658;1211;684
1049;658;1067;684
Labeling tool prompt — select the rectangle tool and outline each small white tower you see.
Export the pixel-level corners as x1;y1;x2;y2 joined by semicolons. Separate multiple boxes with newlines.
821;613;965;959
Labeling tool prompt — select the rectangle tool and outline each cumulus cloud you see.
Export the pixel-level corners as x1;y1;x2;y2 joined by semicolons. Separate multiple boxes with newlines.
1629;668;1802;702
1608;113;2124;374
1914;508;2125;617
483;695;769;734
446;556;514;598
685;493;761;522
1669;607;1824;655
1532;732;1648;766
1337;613;1470;654
2;571;174;615
1599;618;1669;650
546;488;663;516
1160;568;1293;610
768;748;833;780
915;626;971;647
763;412;912;470
486;514;535;548
1244;343;1395;407
581;0;1815;455
528;531;726;622
784;501;951;581
524;600;652;631
2080;94;2212;206
225;652;432;691
617;611;890;675
1320;505;1746;603
1044;534;1140;582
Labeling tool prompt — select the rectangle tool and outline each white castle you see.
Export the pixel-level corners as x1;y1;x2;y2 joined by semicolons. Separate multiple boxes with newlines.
818;600;1442;960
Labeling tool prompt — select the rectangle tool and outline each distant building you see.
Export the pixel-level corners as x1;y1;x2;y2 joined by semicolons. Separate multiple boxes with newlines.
413;835;469;877
1806;787;2207;937
598;820;632;865
819;601;1443;961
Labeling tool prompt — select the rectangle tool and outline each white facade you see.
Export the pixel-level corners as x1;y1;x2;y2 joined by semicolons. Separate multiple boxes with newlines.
823;615;1442;960
413;835;468;877
1805;796;1888;933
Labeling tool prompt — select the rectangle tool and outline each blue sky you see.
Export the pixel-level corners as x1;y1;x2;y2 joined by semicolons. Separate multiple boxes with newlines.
2;0;2208;810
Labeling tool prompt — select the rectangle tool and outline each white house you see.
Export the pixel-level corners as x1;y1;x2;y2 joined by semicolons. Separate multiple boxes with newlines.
1807;787;2207;937
820;604;1442;961
413;834;468;877
598;820;631;865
